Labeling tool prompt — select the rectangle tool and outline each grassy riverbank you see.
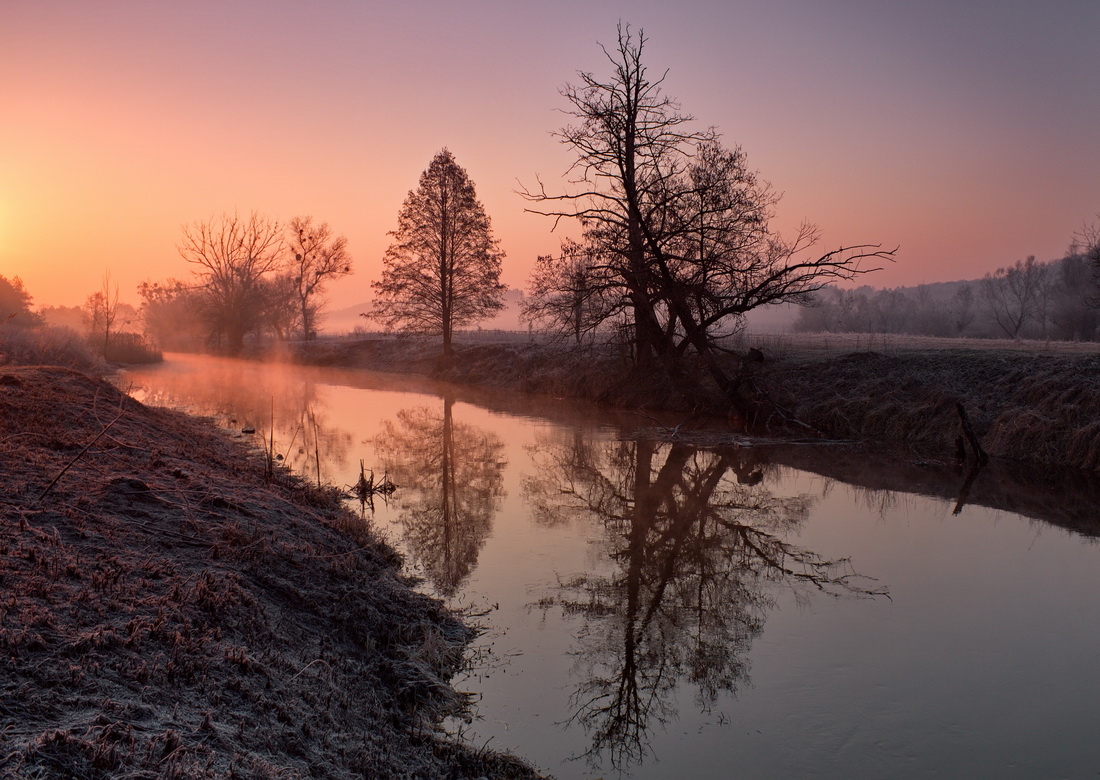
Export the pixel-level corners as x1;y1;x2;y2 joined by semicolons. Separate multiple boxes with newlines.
761;347;1100;471
0;365;538;778
290;334;1100;472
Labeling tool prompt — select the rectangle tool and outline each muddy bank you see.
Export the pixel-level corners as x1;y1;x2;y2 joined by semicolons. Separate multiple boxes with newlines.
0;366;538;778
288;338;1100;473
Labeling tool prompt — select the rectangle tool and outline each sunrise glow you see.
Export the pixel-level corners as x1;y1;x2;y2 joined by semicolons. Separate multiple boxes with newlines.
2;0;1097;314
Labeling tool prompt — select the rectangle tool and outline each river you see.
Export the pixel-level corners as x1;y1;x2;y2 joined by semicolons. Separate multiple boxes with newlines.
121;352;1100;779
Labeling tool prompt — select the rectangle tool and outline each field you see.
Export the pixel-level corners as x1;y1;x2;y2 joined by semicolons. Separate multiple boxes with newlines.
738;331;1100;358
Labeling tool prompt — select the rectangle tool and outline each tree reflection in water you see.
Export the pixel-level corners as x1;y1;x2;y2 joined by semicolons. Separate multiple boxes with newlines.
375;397;506;597
524;435;886;771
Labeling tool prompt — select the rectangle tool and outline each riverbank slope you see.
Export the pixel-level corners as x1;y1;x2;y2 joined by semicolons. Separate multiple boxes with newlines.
289;336;1100;472
0;365;537;778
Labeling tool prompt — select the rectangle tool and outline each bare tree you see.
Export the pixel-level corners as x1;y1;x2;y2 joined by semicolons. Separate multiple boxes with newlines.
260;272;301;342
84;270;120;356
178;212;284;355
520;24;702;370
979;256;1049;339
372;150;505;358
286;216;352;339
521;25;892;400
1072;214;1100;307
951;283;976;334
523;238;621;344
1048;254;1100;340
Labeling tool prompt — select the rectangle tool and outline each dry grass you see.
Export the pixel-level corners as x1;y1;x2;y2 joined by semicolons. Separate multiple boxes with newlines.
288;333;1100;473
0;326;105;373
0;366;539;779
757;347;1100;471
739;331;1100;358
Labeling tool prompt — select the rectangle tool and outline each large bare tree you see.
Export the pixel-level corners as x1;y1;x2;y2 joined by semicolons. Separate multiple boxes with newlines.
178;212;284;354
286;216;352;340
522;25;893;401
372;150;505;358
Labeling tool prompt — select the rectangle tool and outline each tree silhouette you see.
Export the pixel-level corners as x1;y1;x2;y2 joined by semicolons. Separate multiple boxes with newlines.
524;434;884;770
375;398;506;596
523;239;617;345
980;256;1050;339
286;216;352;340
372;150;505;358
137;279;206;352
522;25;892;402
1073;214;1100;307
0;274;42;329
83;270;120;357
178;212;284;354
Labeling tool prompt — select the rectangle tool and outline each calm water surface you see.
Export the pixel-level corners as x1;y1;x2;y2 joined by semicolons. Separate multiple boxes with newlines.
122;353;1100;779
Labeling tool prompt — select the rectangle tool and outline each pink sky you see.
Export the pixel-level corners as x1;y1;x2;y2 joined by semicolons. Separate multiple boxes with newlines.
3;0;1097;314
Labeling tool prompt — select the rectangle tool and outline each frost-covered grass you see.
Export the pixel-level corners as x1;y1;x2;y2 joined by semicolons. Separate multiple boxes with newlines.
287;332;1100;472
0;366;540;779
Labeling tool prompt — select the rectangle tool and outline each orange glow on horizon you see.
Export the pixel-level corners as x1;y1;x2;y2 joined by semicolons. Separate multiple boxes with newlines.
2;2;1096;317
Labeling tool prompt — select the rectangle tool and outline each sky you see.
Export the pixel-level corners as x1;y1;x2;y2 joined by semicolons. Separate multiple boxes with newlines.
3;0;1098;314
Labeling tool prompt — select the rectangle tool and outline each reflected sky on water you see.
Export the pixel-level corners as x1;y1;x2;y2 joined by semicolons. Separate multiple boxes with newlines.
122;353;1100;779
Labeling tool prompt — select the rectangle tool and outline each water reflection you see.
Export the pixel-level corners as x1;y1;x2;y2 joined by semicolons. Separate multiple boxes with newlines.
525;436;886;770
130;357;353;483
118;355;1100;779
763;442;1100;538
375;397;507;597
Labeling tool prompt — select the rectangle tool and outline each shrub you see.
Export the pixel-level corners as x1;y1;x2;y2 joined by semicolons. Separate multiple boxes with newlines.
0;326;104;372
102;332;163;364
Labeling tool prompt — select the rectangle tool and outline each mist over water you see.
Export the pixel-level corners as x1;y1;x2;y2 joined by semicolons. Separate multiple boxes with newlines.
122;354;1100;779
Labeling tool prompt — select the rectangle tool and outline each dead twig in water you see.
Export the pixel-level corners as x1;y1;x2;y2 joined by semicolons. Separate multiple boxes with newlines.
351;460;396;512
955;402;989;465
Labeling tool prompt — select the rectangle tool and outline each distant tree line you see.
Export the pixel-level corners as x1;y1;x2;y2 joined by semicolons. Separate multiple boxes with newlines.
6;211;354;361
0;271;162;364
794;233;1100;341
140;212;352;355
